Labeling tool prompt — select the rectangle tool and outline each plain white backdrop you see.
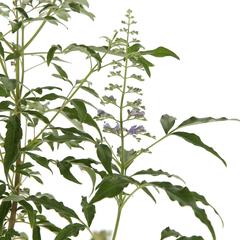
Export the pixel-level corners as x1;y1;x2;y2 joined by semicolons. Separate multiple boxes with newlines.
3;0;240;239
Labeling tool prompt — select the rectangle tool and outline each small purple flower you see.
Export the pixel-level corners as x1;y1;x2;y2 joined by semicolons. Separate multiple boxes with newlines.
128;125;146;135
128;108;145;118
97;109;106;116
108;95;115;101
103;122;111;130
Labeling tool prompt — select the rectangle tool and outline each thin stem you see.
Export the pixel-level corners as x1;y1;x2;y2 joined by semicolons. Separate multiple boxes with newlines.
0;58;8;76
119;15;131;175
8;6;22;230
112;202;123;240
23;0;57;50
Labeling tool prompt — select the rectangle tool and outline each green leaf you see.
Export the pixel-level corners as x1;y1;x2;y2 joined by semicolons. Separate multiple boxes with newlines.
132;168;185;183
47;45;62;66
0;77;17;91
57;160;81;184
80;86;99;98
68;3;95;20
173;131;227;166
36;215;60;234
152;182;216;240
161;227;181;239
90;175;130;204
4;115;22;175
127;43;143;54
25;152;52;172
81;197;95;226
5;51;21;61
32;226;41;240
16;7;29;18
23;86;62;98
96;144;112;174
160;227;204;240
53;63;68;79
29;195;79;221
0;42;4;58
79;165;96;194
160;114;176;134
0;101;14;111
0;181;6;197
55;223;85;240
0;84;9;97
70;99;102;138
23;110;50;124
19;200;36;227
177;116;232;129
0;201;11;234
141;46;180;60
10;20;23;33
134;56;154;77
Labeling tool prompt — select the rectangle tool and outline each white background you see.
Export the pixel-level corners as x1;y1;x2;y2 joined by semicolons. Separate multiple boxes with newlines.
2;0;240;239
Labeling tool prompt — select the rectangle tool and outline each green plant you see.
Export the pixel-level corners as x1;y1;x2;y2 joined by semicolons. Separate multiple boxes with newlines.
0;1;233;240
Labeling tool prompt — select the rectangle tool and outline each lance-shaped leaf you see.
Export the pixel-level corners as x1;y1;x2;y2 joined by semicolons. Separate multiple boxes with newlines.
160;226;204;240
55;223;85;240
177;116;233;129
36;215;61;234
47;45;62;65
23;86;62;98
90;174;131;204
81;196;95;226
57;160;81;184
140;46;180;60
0;181;6;197
19;200;36;227
28;195;79;221
26;152;52;172
132;168;185;183
5;51;21;61
96;144;112;174
23;110;50;124
0;201;11;234
160;114;176;134
4;115;22;175
173;131;227;166
0;42;4;58
32;226;41;240
152;182;216;240
71;99;102;138
16;7;29;19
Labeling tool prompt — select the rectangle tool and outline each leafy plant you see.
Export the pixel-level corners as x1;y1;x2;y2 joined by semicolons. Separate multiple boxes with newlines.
0;1;233;240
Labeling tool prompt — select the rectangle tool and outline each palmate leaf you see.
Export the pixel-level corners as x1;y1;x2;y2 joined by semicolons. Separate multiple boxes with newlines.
173;131;227;166
4;115;22;176
152;182;216;240
54;223;85;240
160;227;204;240
90;174;131;204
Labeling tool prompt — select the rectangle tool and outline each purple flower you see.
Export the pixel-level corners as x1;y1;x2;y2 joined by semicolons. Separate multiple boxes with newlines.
108;95;115;101
103;122;121;134
128;125;146;135
103;122;111;130
128;108;145;118
97;109;106;116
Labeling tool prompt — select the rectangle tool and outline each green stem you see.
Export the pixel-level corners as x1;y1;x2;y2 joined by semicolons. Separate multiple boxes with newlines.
22;0;57;50
112;203;123;240
8;6;22;230
119;15;131;175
